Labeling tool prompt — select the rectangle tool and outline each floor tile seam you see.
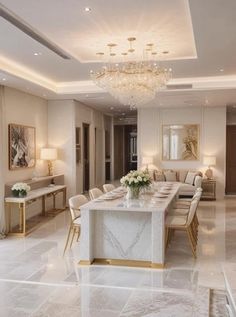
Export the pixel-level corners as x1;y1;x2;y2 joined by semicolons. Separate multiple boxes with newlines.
0;277;203;296
0;278;77;288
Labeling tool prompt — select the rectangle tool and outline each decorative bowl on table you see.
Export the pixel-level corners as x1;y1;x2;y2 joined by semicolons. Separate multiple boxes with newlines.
11;182;31;198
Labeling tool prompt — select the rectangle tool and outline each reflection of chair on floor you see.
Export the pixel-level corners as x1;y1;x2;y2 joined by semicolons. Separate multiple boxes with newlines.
63;194;88;255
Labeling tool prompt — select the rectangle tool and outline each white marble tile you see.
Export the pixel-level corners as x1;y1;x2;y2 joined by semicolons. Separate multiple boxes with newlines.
0;198;235;314
0;283;56;313
92;267;146;288
119;289;195;317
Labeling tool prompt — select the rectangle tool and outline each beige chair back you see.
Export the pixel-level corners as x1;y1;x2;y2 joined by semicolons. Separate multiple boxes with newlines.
69;194;88;221
187;194;201;226
103;184;115;193
89;188;103;200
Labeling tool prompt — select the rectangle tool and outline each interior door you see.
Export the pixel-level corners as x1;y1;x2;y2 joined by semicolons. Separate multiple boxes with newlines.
226;125;236;194
83;123;90;192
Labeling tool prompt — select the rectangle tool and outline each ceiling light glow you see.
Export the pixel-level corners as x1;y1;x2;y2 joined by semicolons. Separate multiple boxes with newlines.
84;7;91;12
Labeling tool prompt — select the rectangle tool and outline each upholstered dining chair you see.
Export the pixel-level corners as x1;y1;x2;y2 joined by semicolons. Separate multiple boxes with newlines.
173;188;203;212
103;183;115;193
63;194;88;255
89;187;103;200
176;187;203;206
166;192;202;258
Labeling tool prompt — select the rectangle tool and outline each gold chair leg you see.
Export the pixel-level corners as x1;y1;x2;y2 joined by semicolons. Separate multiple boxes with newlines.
187;228;197;258
76;226;81;242
63;226;72;256
69;226;76;249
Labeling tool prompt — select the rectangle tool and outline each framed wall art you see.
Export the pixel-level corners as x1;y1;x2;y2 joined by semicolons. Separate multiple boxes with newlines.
162;124;200;161
9;123;36;170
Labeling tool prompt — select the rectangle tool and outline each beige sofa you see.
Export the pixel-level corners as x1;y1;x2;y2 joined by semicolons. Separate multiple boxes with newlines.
153;169;203;197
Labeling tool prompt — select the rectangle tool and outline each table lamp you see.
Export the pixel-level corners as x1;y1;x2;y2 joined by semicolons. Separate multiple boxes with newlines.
203;156;216;179
142;156;153;171
40;148;57;176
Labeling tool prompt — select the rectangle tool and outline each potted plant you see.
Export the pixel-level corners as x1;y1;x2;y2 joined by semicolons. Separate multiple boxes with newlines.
11;183;31;198
120;170;151;199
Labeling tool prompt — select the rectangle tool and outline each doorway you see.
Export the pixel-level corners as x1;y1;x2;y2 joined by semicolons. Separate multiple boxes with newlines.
226;125;236;194
83;123;90;192
114;124;137;179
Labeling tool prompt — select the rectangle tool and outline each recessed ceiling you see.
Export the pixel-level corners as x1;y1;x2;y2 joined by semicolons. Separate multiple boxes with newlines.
1;0;236;113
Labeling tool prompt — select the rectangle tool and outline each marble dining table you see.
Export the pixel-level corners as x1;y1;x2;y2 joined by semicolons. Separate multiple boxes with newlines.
79;182;181;269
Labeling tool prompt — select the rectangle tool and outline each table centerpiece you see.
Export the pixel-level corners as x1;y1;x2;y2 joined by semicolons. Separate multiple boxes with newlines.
120;170;152;199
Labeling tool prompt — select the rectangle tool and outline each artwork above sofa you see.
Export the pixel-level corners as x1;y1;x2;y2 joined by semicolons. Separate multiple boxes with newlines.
153;169;203;196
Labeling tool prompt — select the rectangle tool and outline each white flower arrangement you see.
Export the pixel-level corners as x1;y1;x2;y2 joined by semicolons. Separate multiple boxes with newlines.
120;170;152;188
11;182;31;197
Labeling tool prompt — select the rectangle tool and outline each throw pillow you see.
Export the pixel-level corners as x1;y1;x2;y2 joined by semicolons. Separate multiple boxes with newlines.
178;170;188;183
185;172;197;185
154;171;165;182
164;171;177;182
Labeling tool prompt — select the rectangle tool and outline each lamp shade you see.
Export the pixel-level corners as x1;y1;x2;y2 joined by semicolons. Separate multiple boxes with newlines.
40;148;57;161
203;156;216;166
142;156;153;165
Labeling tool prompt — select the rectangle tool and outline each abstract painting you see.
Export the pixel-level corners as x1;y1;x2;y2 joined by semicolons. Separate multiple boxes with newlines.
9;124;36;169
162;124;200;161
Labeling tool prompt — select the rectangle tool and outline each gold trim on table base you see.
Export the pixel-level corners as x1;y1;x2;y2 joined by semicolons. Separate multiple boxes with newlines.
79;258;165;269
79;260;93;265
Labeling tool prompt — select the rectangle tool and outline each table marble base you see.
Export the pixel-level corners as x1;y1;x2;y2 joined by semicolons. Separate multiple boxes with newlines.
80;208;166;268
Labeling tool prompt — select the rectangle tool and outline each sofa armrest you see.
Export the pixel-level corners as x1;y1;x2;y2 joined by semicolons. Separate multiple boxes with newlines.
194;175;202;188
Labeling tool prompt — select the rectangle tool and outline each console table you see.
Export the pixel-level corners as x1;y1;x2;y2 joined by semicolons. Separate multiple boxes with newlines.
5;175;66;236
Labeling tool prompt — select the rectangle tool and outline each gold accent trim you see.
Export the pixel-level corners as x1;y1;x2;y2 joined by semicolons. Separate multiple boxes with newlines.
93;258;165;269
79;260;93;266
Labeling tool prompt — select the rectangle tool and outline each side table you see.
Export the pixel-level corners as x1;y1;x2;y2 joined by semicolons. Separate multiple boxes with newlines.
201;179;216;200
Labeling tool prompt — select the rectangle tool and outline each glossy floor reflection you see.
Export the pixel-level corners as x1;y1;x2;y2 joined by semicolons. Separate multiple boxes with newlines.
0;198;235;316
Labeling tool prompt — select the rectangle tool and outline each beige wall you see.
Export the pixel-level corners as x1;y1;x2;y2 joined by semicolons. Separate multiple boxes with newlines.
74;100;105;194
48;99;105;197
3;87;48;182
138;106;226;198
0;87;48;231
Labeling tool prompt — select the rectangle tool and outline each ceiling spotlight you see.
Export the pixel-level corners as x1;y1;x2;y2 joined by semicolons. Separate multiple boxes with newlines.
84;7;91;12
34;52;42;56
220;68;224;72
2;78;6;81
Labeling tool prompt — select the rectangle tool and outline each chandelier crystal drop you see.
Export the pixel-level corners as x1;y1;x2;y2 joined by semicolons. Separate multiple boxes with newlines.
91;38;172;107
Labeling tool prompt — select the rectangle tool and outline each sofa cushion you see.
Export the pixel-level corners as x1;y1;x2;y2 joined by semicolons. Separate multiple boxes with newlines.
178;170;188;183
185;172;197;185
179;183;196;194
154;171;165;182
164;171;177;182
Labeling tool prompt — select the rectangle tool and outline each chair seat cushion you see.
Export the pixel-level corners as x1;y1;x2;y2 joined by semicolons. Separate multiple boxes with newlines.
73;217;81;225
166;215;187;226
178;198;192;202
175;202;190;208
172;208;189;216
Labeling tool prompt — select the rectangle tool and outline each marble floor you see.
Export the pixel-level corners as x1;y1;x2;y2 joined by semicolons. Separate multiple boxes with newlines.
0;198;236;316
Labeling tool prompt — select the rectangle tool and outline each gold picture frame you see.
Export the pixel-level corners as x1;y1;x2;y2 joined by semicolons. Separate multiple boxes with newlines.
8;123;36;170
162;124;200;161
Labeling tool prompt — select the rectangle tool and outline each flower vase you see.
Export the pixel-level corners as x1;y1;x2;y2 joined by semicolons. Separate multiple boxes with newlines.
126;187;140;200
19;191;27;198
12;190;27;198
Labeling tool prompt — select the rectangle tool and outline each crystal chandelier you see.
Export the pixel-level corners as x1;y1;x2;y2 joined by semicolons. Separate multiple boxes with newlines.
91;38;172;107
